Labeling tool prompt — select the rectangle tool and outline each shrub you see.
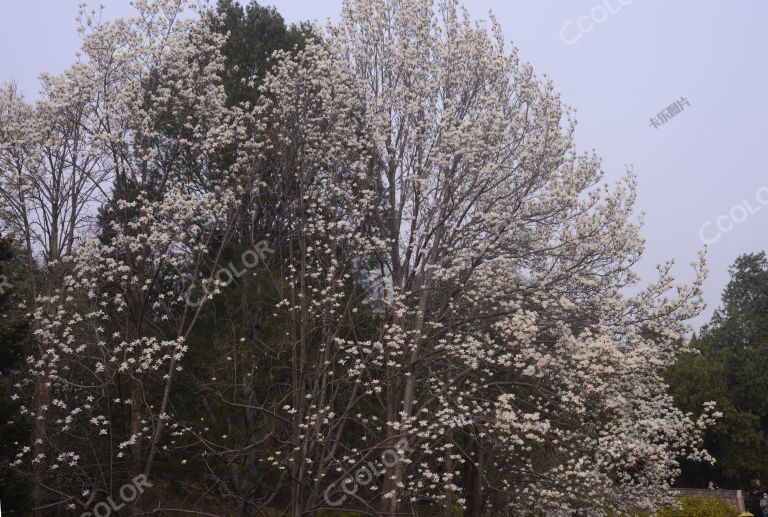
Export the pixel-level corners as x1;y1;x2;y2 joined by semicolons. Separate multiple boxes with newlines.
658;495;740;517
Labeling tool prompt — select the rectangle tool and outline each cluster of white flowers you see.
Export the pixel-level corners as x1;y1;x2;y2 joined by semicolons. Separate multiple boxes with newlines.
1;0;718;514
2;0;251;509
244;0;715;513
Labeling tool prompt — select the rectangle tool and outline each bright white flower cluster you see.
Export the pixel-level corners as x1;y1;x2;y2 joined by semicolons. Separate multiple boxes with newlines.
1;0;717;514
241;0;714;513
3;0;248;508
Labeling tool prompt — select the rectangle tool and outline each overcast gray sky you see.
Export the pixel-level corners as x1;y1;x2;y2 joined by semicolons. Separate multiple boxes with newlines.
2;0;766;330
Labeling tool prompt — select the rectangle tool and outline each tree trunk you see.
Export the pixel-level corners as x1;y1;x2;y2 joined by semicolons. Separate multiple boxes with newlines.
465;441;484;517
31;381;51;516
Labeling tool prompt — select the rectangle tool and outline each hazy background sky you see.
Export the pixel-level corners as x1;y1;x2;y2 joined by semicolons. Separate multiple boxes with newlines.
2;0;766;330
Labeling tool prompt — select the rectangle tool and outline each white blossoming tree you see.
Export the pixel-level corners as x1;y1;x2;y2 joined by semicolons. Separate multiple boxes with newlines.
231;0;718;514
0;0;719;515
0;54;112;515
2;1;250;513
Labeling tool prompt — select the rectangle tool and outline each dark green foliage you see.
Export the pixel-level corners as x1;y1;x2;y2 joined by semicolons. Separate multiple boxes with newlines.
99;3;313;512
209;0;311;108
666;252;768;489
0;237;33;515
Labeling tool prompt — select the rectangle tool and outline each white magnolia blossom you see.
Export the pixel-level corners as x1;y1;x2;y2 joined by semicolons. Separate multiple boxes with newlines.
241;0;715;513
1;0;717;514
4;0;246;510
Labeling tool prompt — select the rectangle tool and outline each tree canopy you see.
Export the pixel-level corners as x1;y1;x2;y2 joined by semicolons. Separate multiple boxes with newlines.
0;1;737;515
667;252;768;489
